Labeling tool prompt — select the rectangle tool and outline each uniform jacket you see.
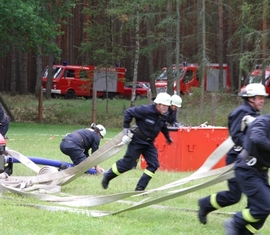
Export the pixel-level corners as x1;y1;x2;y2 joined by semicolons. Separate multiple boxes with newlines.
227;101;260;155
167;106;178;126
244;113;270;168
123;104;170;141
63;129;100;156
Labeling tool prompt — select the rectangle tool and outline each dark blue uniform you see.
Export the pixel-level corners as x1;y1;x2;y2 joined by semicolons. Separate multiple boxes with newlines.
231;114;270;234
60;129;100;165
103;104;171;191
167;106;178;126
0;106;9;138
198;101;260;224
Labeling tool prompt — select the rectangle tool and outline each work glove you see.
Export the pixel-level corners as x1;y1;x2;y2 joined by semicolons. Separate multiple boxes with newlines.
241;115;256;131
122;135;132;145
123;128;130;136
172;122;180;127
166;137;173;145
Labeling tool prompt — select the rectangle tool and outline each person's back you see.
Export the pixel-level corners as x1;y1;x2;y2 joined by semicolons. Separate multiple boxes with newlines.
60;123;106;174
0;105;9;138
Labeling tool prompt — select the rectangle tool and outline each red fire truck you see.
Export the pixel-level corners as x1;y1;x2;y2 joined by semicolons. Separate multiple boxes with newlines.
42;64;126;99
155;63;230;94
243;66;270;95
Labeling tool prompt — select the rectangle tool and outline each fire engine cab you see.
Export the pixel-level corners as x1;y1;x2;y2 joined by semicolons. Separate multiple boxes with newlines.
155;63;230;94
42;63;126;99
244;65;270;95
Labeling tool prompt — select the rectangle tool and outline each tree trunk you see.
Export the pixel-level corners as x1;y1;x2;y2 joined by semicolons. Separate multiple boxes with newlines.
145;4;156;99
19;51;28;94
199;0;206;124
261;0;268;85
166;0;174;96
217;0;224;90
10;51;17;96
175;0;181;95
130;3;140;107
45;54;53;99
227;0;234;93
35;48;43;98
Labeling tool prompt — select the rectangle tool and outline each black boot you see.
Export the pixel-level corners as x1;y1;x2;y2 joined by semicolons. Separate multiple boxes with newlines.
198;196;216;225
101;169;117;189
135;185;145;191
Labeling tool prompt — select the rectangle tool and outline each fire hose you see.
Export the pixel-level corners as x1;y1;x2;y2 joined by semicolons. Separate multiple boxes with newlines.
0;133;235;217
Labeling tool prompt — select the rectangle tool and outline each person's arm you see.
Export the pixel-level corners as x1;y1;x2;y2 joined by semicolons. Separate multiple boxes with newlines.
250;121;270;151
95;165;105;174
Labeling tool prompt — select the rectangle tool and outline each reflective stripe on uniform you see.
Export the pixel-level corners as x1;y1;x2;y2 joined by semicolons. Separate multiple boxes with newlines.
245;224;258;234
112;163;121;176
210;193;222;209
143;169;155;178
242;209;260;223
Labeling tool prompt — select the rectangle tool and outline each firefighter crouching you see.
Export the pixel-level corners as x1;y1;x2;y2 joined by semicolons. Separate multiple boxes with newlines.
101;92;173;191
60;123;106;174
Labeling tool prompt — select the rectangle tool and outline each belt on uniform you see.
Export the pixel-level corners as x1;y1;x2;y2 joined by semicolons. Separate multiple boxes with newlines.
130;125;153;142
245;155;268;171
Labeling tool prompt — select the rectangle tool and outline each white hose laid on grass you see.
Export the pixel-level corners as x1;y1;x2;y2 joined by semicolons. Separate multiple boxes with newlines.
0;133;235;217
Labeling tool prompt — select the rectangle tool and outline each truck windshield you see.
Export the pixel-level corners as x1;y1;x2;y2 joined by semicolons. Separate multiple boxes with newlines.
156;69;184;81
43;67;63;78
249;75;262;84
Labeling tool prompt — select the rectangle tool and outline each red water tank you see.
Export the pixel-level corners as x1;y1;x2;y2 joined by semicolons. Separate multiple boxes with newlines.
140;127;228;172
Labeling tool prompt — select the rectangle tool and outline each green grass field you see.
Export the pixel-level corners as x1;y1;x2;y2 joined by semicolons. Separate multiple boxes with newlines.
0;93;269;234
1;123;270;235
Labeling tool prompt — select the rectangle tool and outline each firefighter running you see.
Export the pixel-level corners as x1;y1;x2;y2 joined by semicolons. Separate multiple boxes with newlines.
101;92;173;191
198;83;268;225
224;113;270;234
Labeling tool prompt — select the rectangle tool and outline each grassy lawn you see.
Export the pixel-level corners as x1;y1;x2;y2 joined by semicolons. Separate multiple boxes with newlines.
0;93;269;234
1;123;270;235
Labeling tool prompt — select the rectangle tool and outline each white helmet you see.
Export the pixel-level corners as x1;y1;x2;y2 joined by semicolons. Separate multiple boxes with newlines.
171;94;182;107
96;124;106;138
154;92;171;106
239;83;268;97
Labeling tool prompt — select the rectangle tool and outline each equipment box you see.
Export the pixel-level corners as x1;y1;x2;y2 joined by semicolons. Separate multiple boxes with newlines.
140;127;228;172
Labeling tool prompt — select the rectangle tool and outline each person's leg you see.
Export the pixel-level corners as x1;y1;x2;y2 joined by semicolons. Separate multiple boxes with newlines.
135;143;158;191
60;141;86;165
198;153;240;224
227;168;270;234
102;141;144;189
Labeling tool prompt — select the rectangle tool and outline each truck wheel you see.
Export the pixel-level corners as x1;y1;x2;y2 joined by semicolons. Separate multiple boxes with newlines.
65;90;76;99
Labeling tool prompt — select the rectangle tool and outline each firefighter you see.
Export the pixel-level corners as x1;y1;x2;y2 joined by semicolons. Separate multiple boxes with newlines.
224;113;270;234
101;92;173;191
167;94;182;127
60;123;106;174
0;105;9;139
198;83;268;225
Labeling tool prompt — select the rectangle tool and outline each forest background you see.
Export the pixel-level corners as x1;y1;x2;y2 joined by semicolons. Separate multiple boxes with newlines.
0;0;270;103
